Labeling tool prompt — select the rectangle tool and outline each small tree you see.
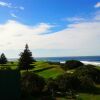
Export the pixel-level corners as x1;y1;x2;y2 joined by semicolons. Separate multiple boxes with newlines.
18;44;36;70
0;53;8;64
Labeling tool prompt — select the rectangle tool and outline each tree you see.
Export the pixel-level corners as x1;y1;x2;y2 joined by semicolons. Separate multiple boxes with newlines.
18;44;36;70
0;53;8;64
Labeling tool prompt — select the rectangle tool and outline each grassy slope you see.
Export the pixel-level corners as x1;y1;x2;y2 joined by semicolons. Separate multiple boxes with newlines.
78;93;100;100
33;61;64;79
37;67;64;79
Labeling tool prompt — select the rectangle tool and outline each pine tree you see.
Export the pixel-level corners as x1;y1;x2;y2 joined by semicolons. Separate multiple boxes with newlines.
18;44;36;70
0;53;8;64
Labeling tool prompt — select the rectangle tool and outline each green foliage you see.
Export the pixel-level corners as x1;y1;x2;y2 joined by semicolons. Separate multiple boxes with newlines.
64;60;84;70
0;66;11;70
55;73;80;92
79;76;95;92
18;44;36;70
21;71;45;98
0;53;8;64
74;65;100;84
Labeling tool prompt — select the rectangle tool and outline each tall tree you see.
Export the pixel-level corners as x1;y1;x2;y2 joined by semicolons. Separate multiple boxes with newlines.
18;44;36;70
0;53;8;64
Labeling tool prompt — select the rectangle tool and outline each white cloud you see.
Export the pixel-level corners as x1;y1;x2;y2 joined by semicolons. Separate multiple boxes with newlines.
94;11;100;20
0;1;24;18
0;17;100;57
0;20;54;50
0;1;24;10
10;13;18;18
94;2;100;8
65;17;85;22
0;1;11;8
19;6;24;10
0;11;100;57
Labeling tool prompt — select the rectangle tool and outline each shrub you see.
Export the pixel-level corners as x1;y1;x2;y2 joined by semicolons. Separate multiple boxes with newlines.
21;71;45;97
64;60;84;70
79;76;95;92
74;65;100;84
55;73;80;91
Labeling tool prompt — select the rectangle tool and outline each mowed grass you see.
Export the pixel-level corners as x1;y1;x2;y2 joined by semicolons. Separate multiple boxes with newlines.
56;94;100;100
95;66;100;70
33;61;64;79
21;61;64;79
0;62;18;70
32;61;52;71
77;93;100;100
37;67;64;79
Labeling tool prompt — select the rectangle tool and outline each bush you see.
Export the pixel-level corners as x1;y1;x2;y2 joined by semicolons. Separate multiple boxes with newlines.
55;73;80;91
74;65;100;84
64;60;84;70
79;76;95;92
21;71;45;98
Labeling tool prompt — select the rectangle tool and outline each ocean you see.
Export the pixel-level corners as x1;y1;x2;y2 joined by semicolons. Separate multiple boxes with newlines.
35;56;100;66
9;56;100;66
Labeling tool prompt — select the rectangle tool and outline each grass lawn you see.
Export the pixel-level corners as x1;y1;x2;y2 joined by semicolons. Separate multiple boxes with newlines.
95;66;100;70
56;93;100;100
37;67;64;79
20;61;65;79
77;93;100;100
32;61;52;71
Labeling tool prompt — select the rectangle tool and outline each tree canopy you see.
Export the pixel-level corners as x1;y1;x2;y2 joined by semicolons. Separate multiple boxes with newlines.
0;53;8;64
18;44;36;70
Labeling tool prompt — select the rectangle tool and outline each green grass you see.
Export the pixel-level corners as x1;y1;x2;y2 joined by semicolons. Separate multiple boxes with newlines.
29;61;64;79
56;94;100;100
0;61;18;70
77;93;100;100
37;67;64;79
32;61;51;71
20;61;64;79
56;97;67;100
95;66;100;70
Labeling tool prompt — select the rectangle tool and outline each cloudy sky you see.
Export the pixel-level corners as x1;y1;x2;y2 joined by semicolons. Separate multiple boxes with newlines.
0;0;100;58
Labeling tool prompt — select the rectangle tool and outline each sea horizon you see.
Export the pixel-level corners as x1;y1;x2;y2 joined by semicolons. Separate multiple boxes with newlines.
8;56;100;66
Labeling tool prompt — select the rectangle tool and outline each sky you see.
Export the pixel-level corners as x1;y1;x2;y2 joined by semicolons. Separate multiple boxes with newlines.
0;0;100;58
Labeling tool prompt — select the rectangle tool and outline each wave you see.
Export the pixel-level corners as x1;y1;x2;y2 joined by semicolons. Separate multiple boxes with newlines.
60;61;100;66
81;61;100;66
